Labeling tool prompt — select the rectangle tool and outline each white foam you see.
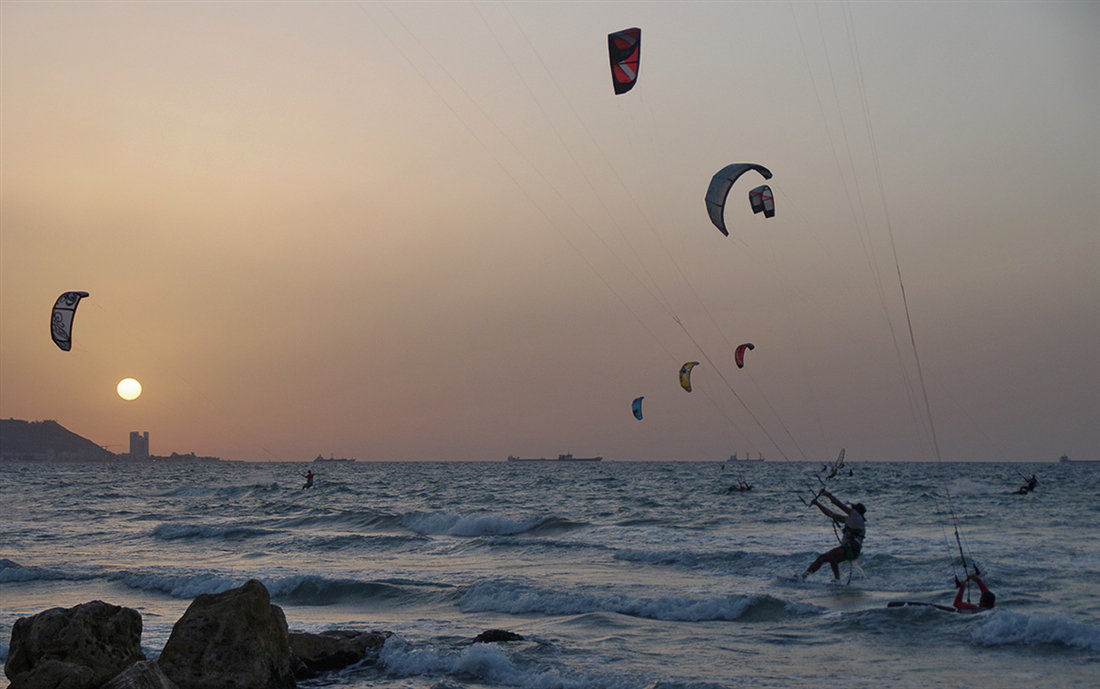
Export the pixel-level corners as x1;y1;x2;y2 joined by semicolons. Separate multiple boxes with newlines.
971;610;1100;651
115;571;243;598
377;636;635;689
402;511;543;537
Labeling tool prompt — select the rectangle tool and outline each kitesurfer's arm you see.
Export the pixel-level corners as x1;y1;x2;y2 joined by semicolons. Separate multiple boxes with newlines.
968;574;990;596
810;496;844;523
819;489;852;515
953;579;979;611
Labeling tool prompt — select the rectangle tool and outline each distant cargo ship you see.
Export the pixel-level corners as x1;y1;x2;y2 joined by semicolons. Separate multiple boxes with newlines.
314;454;356;463
506;453;602;463
727;453;764;462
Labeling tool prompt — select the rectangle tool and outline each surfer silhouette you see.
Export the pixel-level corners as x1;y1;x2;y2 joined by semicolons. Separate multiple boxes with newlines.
300;470;314;489
801;489;865;581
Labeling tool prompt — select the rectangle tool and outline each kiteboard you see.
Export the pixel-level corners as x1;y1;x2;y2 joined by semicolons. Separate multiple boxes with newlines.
776;575;848;588
886;601;957;613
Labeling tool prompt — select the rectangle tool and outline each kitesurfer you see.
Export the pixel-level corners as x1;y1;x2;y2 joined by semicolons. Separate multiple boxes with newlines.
727;482;751;493
953;572;995;612
1017;474;1037;493
801;489;865;581
300;470;314;489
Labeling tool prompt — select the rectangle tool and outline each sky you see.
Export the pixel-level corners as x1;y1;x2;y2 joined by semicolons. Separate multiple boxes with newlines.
1;1;1097;463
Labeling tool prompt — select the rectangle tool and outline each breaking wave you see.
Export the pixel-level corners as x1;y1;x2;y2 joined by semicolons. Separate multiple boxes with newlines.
459;579;816;622
971;611;1100;651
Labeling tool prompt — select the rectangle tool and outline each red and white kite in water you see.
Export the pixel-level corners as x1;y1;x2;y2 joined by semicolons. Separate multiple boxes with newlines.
735;343;755;369
608;28;641;95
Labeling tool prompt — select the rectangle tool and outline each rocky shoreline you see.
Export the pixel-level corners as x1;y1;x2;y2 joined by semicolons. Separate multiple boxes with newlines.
3;579;520;689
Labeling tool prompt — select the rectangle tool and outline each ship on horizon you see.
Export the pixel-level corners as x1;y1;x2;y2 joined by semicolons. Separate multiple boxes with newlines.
314;454;356;463
506;453;602;463
727;453;764;462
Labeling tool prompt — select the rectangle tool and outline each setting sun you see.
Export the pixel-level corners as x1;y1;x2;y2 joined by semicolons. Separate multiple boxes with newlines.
116;378;142;401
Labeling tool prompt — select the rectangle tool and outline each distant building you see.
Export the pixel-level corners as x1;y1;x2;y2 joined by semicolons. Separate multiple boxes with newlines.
129;431;149;460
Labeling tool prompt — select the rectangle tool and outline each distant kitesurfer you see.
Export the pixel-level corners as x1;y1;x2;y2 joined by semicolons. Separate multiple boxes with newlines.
727;481;751;492
1017;474;1037;493
953;572;995;612
301;470;314;489
801;489;865;581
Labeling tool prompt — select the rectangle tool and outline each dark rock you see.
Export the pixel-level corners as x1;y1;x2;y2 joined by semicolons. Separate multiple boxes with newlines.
288;630;389;678
471;629;524;643
102;660;179;689
4;600;144;689
156;579;294;689
8;659;96;689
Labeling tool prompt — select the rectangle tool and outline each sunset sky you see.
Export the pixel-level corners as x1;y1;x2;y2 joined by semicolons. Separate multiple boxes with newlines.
2;1;1097;462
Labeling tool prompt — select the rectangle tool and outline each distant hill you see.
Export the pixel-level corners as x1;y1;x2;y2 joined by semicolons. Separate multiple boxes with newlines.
0;419;117;462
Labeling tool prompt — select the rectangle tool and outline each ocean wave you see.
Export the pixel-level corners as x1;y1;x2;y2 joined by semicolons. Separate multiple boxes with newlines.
459;580;814;622
527;516;588;534
111;569;457;606
155;482;281;498
485;536;610;554
114;570;245;599
946;478;995;496
0;559;98;584
377;635;644;689
151;523;279;541
402;511;550;537
265;575;457;606
303;532;429;552
268;510;403;531
613;547;773;572
970;611;1100;651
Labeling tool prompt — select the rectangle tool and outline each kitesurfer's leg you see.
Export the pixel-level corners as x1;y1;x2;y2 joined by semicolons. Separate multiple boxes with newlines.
802;545;845;580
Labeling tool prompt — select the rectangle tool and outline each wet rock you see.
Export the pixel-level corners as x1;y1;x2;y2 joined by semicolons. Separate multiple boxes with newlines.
4;600;144;689
156;579;294;689
7;659;96;689
288;629;389;678
471;629;524;643
102;660;179;689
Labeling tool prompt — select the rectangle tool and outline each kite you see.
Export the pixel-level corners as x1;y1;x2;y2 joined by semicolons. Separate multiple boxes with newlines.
679;362;699;392
735;343;755;369
705;163;773;236
748;185;775;218
608;28;641;95
51;291;89;351
632;396;644;420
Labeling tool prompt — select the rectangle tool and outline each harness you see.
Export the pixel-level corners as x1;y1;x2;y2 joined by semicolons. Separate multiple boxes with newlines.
838;518;865;562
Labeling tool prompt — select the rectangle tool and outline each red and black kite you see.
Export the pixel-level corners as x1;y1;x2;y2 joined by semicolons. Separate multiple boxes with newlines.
608;28;641;95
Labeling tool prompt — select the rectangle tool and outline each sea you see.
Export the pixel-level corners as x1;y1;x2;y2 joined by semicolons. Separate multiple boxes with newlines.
1;460;1098;689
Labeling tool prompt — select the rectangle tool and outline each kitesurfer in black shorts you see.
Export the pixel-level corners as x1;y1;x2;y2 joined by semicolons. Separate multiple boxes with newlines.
801;489;865;581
